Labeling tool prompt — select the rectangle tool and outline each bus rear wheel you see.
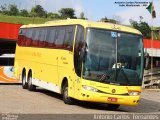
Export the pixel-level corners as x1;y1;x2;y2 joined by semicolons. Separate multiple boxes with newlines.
22;74;28;89
62;82;73;105
28;72;36;91
107;104;120;110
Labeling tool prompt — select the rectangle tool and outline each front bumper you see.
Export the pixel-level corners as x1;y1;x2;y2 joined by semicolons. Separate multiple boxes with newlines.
78;89;140;106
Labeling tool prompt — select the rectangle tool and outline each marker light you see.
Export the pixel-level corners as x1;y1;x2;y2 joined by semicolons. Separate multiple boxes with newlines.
128;91;141;96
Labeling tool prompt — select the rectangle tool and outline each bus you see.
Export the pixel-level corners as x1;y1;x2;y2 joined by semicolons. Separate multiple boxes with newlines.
0;22;21;83
14;19;144;109
0;39;18;83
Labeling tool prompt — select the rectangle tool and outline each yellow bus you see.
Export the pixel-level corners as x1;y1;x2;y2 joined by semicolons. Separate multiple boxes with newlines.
14;19;144;109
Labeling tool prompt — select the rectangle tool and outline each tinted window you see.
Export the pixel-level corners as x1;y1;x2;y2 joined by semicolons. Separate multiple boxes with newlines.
0;58;14;66
74;25;85;76
18;29;26;46
64;26;75;50
38;28;48;47
55;26;65;47
18;26;75;52
25;29;33;46
32;28;40;46
47;27;56;47
18;29;23;46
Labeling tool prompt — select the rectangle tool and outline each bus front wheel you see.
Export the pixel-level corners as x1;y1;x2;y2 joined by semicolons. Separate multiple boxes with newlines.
62;82;73;105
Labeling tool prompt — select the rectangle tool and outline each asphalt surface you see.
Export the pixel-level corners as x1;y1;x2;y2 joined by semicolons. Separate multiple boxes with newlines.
0;84;159;115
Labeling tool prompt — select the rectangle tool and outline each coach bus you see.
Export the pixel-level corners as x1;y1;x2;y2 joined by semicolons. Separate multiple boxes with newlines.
14;19;144;109
0;39;18;83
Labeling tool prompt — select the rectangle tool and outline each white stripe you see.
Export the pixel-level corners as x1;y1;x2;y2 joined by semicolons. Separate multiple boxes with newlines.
32;78;61;94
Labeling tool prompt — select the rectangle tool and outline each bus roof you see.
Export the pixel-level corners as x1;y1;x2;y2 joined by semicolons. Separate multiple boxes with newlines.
20;19;142;35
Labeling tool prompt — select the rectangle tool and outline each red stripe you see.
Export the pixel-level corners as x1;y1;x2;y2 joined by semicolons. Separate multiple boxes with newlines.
0;22;22;40
144;39;160;49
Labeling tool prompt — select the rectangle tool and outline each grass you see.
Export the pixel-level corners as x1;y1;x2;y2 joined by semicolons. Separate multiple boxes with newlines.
0;14;58;25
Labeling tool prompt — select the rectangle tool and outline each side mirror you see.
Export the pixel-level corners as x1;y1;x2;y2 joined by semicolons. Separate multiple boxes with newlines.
79;47;86;61
79;44;87;61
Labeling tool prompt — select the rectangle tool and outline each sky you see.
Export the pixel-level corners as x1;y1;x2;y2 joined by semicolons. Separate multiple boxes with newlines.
0;0;160;26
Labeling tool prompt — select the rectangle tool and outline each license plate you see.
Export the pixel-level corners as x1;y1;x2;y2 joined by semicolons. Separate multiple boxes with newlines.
108;97;118;102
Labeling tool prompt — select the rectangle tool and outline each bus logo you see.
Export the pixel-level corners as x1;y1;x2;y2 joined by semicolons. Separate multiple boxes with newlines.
112;89;116;93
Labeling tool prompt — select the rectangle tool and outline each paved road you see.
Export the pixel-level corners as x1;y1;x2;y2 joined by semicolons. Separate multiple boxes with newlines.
0;84;160;114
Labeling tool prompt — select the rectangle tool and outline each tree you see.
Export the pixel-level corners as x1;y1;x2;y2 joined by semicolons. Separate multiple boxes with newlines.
130;19;151;39
0;4;9;15
100;17;117;24
47;12;60;19
59;8;76;18
112;15;123;24
19;9;29;17
80;12;84;19
8;4;19;16
79;12;87;20
30;5;46;17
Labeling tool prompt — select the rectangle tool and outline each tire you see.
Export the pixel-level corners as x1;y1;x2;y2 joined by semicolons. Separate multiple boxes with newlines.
22;73;28;89
28;72;36;91
107;104;120;110
62;82;73;104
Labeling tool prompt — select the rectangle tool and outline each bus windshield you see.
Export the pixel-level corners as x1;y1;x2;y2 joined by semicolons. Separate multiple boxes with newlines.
83;28;144;86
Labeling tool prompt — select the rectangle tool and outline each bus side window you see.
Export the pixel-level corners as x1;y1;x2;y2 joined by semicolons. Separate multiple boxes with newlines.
38;28;48;47
55;26;66;48
18;29;23;46
47;27;56;48
64;25;75;51
18;29;26;46
32;28;40;47
25;29;33;46
74;25;84;76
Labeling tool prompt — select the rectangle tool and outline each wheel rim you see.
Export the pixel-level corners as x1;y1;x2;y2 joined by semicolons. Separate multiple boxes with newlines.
28;76;32;86
22;76;26;86
64;87;69;100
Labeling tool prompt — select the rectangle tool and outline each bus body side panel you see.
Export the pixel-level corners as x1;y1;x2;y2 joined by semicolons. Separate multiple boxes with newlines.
57;50;76;97
14;46;60;93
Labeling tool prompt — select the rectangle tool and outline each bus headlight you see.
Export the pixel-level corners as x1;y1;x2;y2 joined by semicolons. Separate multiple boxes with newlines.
82;85;98;92
128;91;141;96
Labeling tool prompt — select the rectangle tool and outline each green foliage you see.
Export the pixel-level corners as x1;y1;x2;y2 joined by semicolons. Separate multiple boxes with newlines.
0;3;79;20
19;9;29;17
0;4;9;15
80;12;85;19
152;28;160;40
8;4;19;16
47;12;60;19
100;17;117;24
30;5;46;18
79;12;87;20
130;19;151;39
0;14;54;24
59;8;76;18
